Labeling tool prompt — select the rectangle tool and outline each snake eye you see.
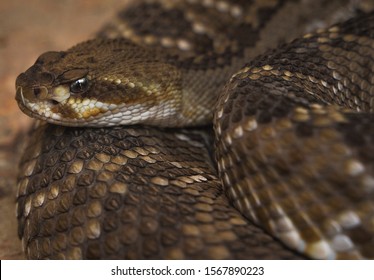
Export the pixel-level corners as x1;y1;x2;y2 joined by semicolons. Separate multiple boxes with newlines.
70;77;89;93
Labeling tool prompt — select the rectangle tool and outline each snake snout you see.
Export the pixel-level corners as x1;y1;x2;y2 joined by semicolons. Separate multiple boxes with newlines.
15;84;49;103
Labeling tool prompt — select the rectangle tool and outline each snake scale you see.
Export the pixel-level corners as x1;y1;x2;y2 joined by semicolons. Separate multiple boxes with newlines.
15;0;374;259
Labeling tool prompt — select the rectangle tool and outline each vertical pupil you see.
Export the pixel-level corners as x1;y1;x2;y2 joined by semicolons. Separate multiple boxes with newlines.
71;78;87;92
33;88;41;96
76;81;83;90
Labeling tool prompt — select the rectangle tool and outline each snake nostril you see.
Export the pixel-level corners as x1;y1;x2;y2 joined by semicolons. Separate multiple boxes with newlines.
32;86;49;100
33;87;41;97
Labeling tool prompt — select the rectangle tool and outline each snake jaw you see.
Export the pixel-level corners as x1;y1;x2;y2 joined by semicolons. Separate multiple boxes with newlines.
15;81;71;120
15;83;174;127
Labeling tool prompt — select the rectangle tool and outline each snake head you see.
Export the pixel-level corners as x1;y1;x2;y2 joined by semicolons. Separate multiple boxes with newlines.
15;38;185;127
16;51;91;123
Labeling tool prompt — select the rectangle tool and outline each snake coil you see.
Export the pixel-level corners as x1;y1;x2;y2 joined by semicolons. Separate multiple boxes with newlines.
15;0;374;259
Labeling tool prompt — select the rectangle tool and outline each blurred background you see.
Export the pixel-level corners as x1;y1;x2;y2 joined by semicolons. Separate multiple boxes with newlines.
0;0;131;259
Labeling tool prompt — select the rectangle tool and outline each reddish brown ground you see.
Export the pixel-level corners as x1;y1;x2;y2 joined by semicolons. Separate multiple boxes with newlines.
0;0;131;259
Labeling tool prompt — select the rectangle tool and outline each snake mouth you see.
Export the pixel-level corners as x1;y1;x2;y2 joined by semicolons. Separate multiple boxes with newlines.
16;84;68;112
15;86;123;127
15;85;74;124
16;94;63;123
16;99;101;127
15;84;107;126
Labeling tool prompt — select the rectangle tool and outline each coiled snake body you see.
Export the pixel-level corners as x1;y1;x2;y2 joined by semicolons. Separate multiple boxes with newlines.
15;0;374;259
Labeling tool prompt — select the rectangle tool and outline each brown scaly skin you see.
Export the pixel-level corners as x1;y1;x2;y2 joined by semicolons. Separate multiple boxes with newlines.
17;123;303;259
15;0;374;259
16;0;360;127
215;14;374;259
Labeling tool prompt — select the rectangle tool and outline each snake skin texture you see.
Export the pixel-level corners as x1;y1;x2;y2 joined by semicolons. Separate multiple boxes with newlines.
17;124;303;259
15;0;374;259
215;14;374;259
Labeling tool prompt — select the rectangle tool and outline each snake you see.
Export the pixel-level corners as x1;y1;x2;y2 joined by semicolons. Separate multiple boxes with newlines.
14;0;374;259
